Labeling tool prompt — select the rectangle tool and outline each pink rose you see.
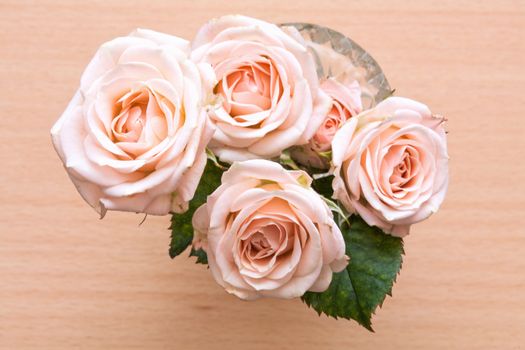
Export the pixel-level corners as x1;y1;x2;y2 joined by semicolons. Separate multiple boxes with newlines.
313;79;362;151
332;97;449;236
192;160;348;300
51;29;215;216
191;15;331;163
291;78;362;169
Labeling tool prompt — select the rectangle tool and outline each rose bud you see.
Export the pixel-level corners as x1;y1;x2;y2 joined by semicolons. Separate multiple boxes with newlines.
291;78;362;169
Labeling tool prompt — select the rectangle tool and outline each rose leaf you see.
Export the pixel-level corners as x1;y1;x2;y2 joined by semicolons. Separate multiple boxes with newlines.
301;215;404;331
189;247;208;265
169;157;224;263
312;174;334;198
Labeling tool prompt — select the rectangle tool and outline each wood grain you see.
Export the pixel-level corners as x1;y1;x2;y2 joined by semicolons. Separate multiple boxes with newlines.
1;0;524;348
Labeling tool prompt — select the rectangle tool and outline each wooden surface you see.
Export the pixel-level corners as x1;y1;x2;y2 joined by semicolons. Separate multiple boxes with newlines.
1;0;524;348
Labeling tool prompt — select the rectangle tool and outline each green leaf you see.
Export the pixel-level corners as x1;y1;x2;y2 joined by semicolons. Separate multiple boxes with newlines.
312;174;334;198
189;247;208;265
302;215;404;331
321;196;350;227
168;215;193;259
169;158;224;260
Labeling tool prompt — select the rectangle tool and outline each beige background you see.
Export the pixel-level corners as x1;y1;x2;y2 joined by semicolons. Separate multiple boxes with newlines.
1;0;524;349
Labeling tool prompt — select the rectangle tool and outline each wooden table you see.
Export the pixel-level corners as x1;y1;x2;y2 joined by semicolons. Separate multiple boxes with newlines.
1;0;524;348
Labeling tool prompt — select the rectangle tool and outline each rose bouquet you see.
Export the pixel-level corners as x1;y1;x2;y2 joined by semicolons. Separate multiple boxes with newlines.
51;15;448;330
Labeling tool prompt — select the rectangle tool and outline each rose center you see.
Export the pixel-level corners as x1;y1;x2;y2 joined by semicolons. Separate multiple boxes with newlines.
389;147;421;193
216;59;283;124
248;232;273;258
395;154;410;177
239;220;292;264
110;86;169;158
